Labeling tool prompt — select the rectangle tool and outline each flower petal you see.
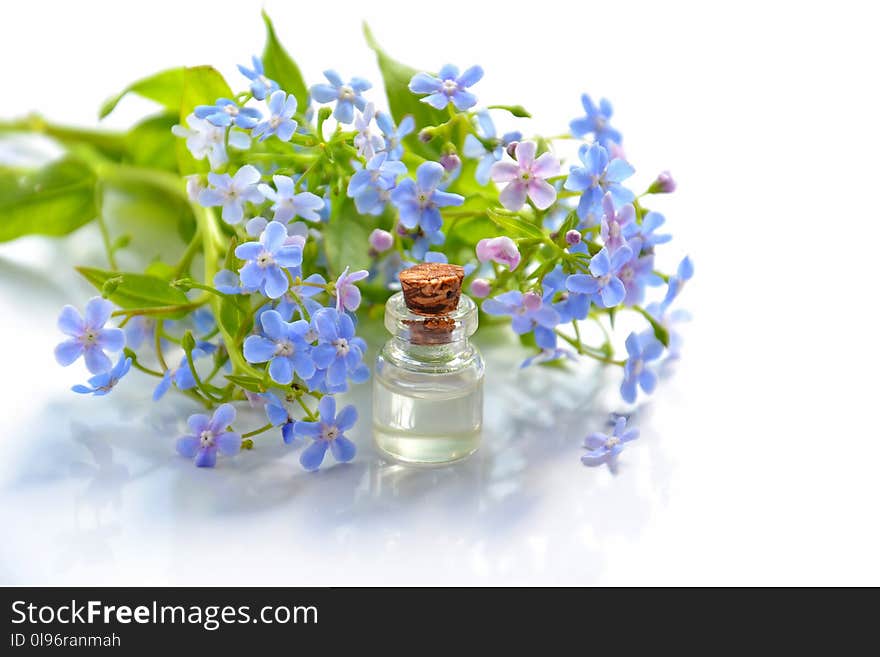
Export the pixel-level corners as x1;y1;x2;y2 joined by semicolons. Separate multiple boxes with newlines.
330;435;356;463
300;440;329;471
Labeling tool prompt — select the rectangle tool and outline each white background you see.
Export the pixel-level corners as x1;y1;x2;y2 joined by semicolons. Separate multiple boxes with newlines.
0;0;878;585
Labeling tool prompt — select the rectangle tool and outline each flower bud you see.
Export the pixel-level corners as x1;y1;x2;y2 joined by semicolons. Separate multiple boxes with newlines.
648;170;676;194
440;152;461;172
476;236;521;271
506;141;520;159
470;278;491;298
369;228;394;253
565;229;582;245
101;276;123;298
418;128;433;143
181;330;197;353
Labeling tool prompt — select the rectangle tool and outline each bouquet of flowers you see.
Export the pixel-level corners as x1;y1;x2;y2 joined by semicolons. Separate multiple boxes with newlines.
0;12;691;473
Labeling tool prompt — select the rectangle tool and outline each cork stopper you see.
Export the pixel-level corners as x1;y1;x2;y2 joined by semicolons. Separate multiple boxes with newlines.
398;263;465;316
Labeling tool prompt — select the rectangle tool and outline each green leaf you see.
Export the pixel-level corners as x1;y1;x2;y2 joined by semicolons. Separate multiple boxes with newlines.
363;23;445;159
224;374;266;393
100;67;185;119
76;267;191;318
486;208;546;240
634;306;670;347
261;10;309;111
324;196;372;276
219;295;247;338
177;66;233;175
125;112;178;172
0;157;96;242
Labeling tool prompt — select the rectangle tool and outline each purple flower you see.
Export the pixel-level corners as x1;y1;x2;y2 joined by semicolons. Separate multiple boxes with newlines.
620;332;663;403
310;307;369;389
599;193;636;253
564;143;635;221
194;98;261;129
482;290;559;350
55;297;125;374
408;64;483;111
476;236;521;271
470;278;491;298
235;221;304;299
243;309;315;384
617;244;664;306
237;55;279;100
565;229;582;246
582;416;639;471
570;94;622;149
295;396;358;471
463;111;522;185
348;153;407;216
257;175;324;223
490;141;560;211
252;90;298;142
623;211;672;251
309;70;371;123
390;161;464;233
176;404;241;468
198;165;264;225
376;111;414;160
335;267;369;312
72;355;131;396
369;228;394;253
565;244;633;308
354;102;383;160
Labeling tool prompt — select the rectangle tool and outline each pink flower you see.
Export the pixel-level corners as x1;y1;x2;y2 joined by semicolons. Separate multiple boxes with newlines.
476;236;521;271
335;266;369;312
368;228;393;253
489;140;560;211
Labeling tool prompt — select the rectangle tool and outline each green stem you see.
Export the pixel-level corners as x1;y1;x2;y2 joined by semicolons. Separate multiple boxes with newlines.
154;319;168;371
242;423;274;439
94;181;118;270
171;231;203;279
111;301;204;318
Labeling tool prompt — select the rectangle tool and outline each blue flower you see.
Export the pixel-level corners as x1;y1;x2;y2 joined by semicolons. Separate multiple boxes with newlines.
354;102;383;160
620;332;663;403
235;221;304;299
582;416;639;471
72;355;131;396
263;391;298;444
276;273;326;320
409;64;483;111
257;174;324;223
237;55;279;100
335;267;369;313
564;143;635;221
462;111;522;185
295;396;358;471
243;309;315;384
565;245;633;308
482;291;560;350
153;342;215;401
309;70;371;123
599;193;636;253
347;153;406;215
617;246;664;306
310;307;369;389
623;211;672;251
390;161;464;233
194;98;262;129
542;266;591;322
172;114;249;170
252;90;298;142
520;347;576;369
570;94;622;148
55;297;125;374
176;404;241;468
375;111;414;160
123;316;154;350
213;269;256;295
198;165;264;225
410;228;445;261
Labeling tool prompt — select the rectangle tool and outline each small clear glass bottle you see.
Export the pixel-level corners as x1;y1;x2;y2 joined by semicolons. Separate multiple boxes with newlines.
373;265;484;466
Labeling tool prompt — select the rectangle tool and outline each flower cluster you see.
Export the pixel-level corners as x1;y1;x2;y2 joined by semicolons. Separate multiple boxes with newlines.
45;13;691;475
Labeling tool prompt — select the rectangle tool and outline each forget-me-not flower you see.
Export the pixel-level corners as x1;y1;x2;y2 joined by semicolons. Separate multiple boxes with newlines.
55;297;125;374
376;111;414;160
236;220;304;299
309;70;371;123
565;244;633;308
354;103;383;161
490;140;561;211
617;246;664;306
153;342;215;401
620;331;663;403
263;391;298;444
295;396;358;471
462;111;522;185
564;143;635;221
198;165;264;225
390;161;464;233
582;416;639;471
244;309;315;384
72;355;131;396
409;227;445;261
570;94;622;148
623;211;672;251
482;291;560;350
347;153;406;215
237;55;279;100
257;174;324;223
310;307;369;388
176;404;241;468
172;114;248;171
476;236;521;271
599;194;637;253
335;267;369;313
409;64;483;111
252;90;298;142
194;98;261;129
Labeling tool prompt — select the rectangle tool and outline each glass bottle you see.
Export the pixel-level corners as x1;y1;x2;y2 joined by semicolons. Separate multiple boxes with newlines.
372;264;484;465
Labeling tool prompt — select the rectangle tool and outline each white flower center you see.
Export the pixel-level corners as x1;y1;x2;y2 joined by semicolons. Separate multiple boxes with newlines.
81;330;98;345
269;115;283;128
442;79;458;95
332;337;350;356
275;339;295;357
321;424;340;441
223;105;240;117
605;436;620;448
256;251;275;268
417;192;430;207
304;328;318;343
339;85;355;101
595;116;607;131
619;266;634;283
520;170;532;182
199;429;216;448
